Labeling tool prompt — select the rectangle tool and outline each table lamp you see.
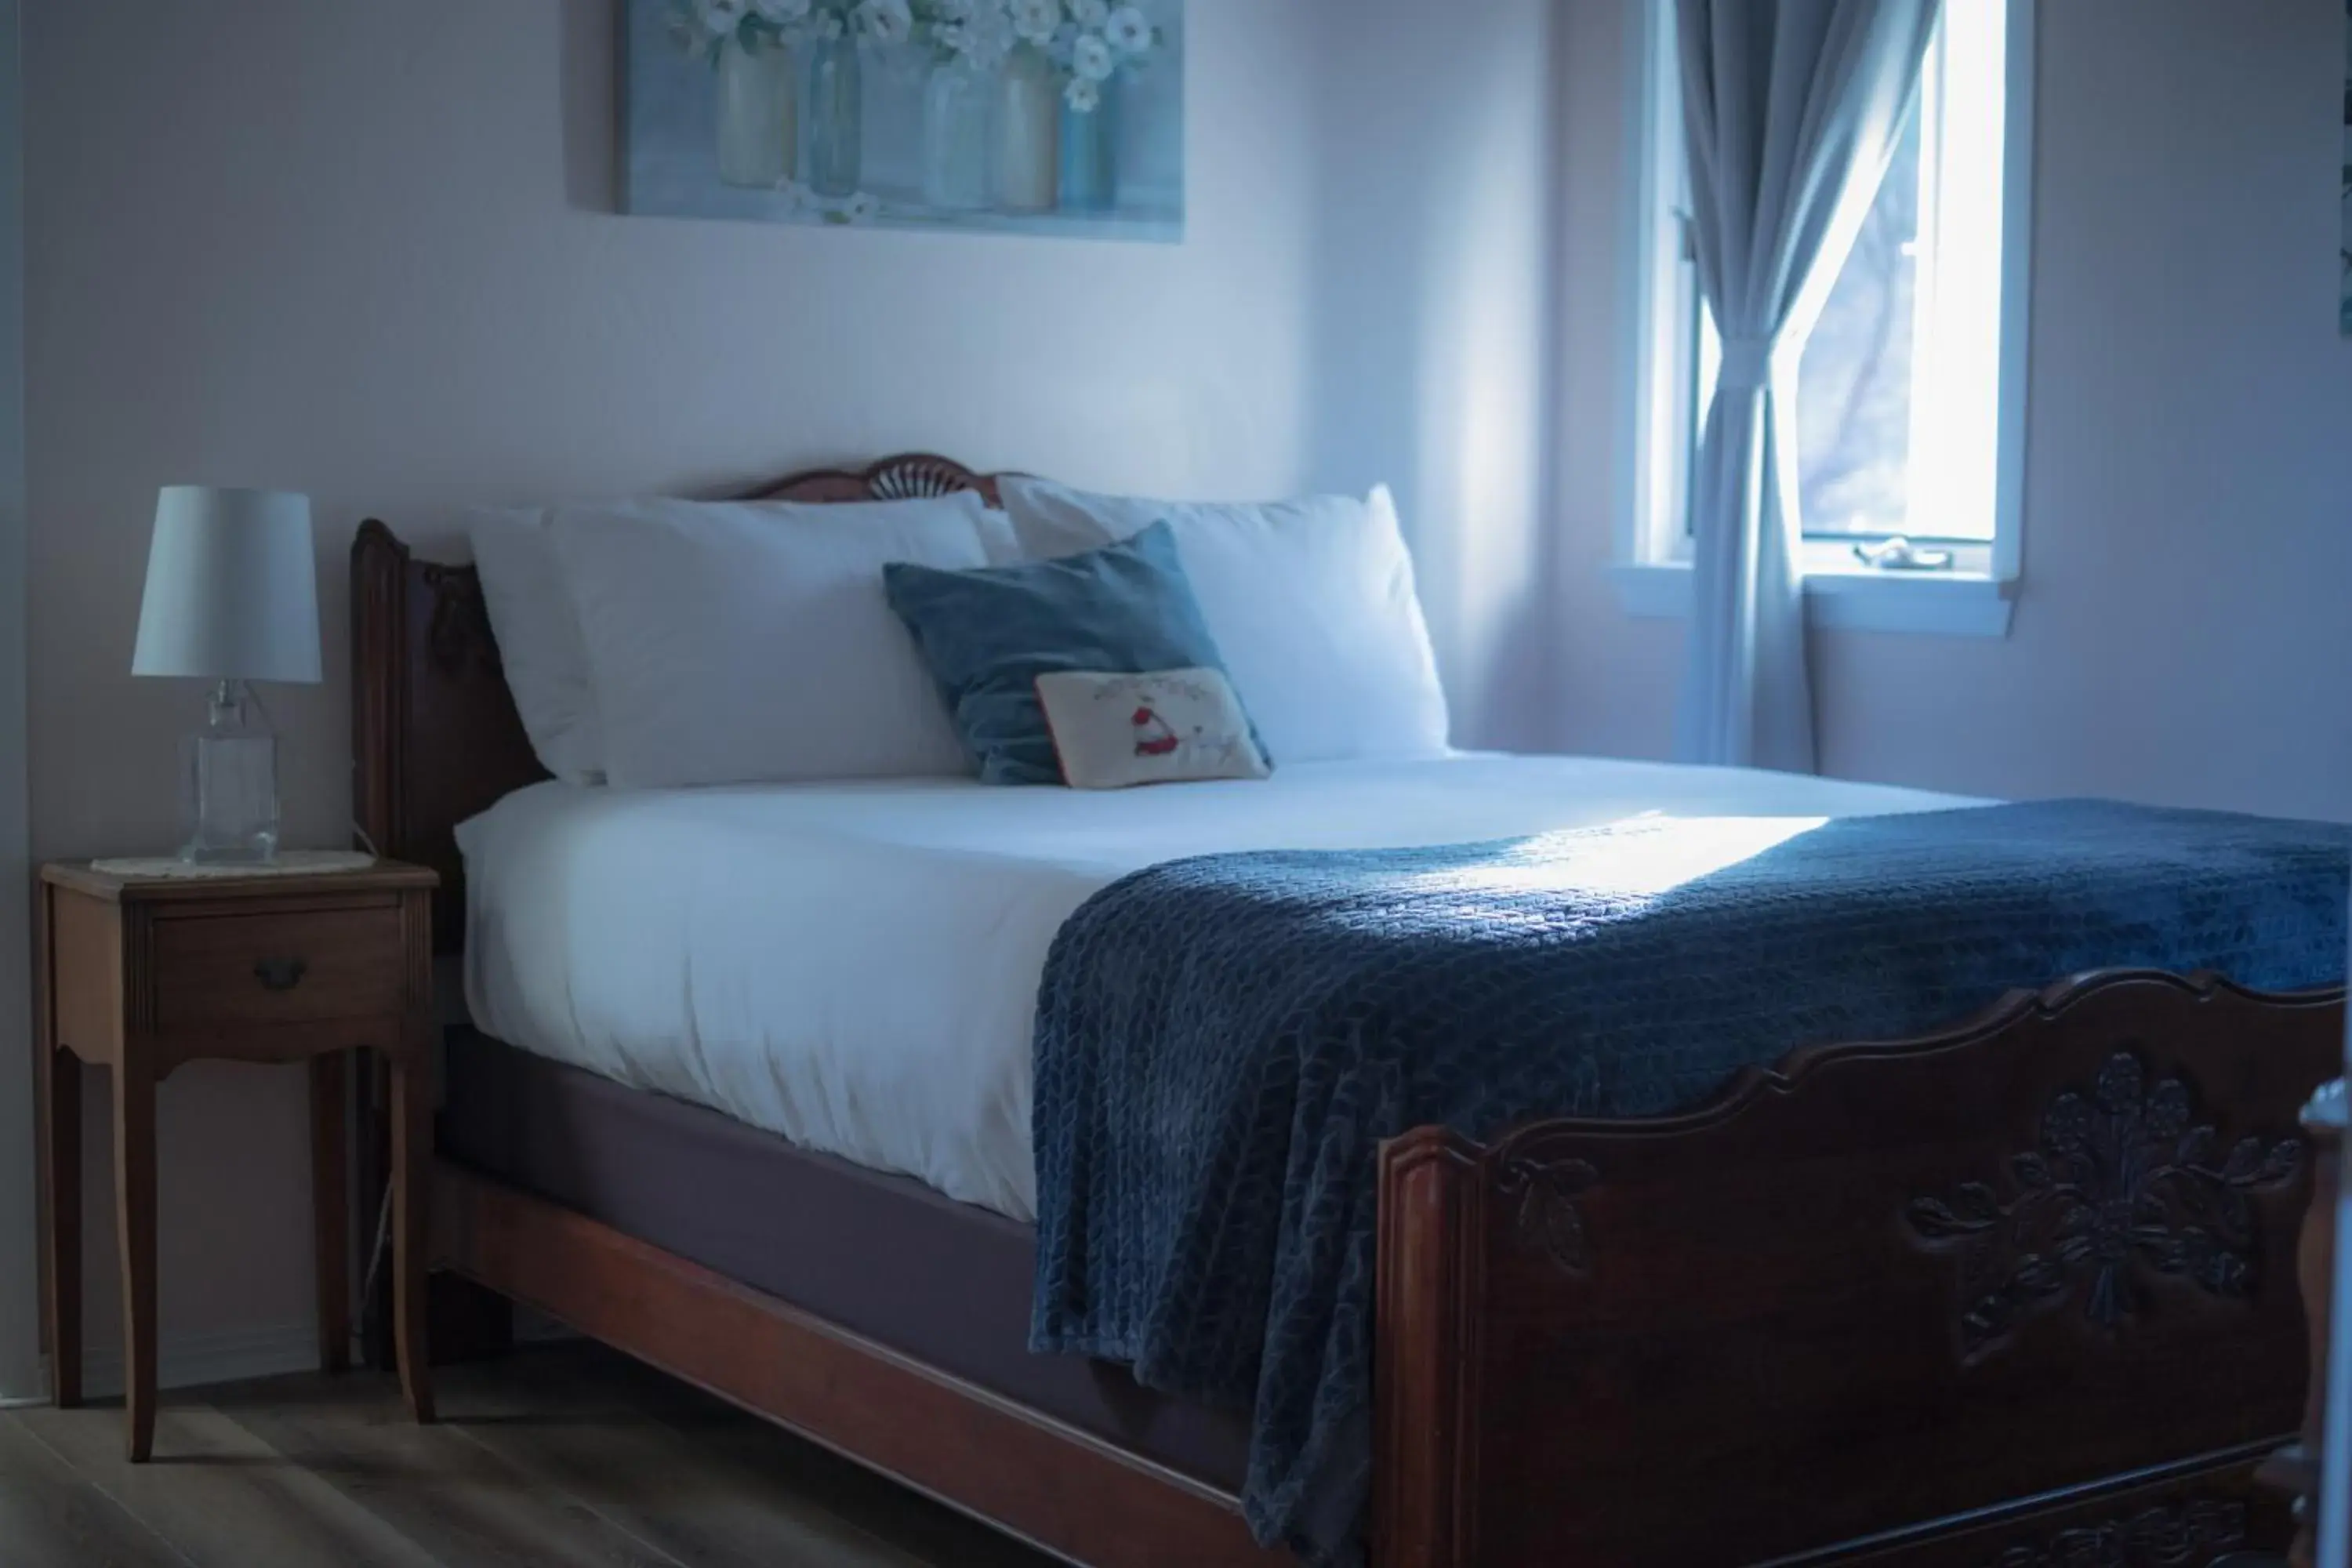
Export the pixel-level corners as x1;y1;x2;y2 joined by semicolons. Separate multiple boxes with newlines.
130;486;321;863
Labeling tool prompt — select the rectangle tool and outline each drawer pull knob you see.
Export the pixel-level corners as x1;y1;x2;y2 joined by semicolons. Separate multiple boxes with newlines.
254;957;308;993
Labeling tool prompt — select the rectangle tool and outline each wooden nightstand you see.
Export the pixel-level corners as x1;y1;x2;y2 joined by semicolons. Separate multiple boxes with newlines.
34;858;439;1461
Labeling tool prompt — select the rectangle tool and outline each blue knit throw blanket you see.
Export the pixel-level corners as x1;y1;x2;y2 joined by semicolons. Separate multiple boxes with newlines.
1027;800;2350;1560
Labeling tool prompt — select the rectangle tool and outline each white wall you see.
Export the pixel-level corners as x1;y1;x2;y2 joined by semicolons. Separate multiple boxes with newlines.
25;0;1325;1363
1553;0;2352;818
1307;0;1562;750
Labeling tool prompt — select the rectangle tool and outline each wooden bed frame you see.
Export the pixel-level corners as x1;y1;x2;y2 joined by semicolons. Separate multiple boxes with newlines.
353;455;2338;1567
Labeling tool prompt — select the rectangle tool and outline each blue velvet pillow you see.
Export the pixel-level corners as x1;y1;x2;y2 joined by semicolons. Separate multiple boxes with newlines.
884;521;1262;786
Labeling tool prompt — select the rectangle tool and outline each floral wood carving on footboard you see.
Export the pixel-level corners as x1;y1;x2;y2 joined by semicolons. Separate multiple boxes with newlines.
1983;1496;2249;1567
1374;971;2340;1568
1907;1051;2306;1361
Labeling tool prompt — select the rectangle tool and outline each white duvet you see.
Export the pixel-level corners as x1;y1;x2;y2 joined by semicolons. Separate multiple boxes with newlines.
458;753;1979;1221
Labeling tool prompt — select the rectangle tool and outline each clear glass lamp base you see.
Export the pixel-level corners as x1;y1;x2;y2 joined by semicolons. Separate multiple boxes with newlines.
180;679;281;865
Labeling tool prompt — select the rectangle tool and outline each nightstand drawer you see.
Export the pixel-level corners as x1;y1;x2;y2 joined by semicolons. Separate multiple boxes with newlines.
151;906;406;1030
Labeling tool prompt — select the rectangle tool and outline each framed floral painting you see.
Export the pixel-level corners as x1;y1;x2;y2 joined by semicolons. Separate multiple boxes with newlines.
622;0;1184;242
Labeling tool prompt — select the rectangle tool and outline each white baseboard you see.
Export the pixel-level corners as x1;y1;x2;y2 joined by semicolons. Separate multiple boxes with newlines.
23;1315;567;1408
63;1322;322;1403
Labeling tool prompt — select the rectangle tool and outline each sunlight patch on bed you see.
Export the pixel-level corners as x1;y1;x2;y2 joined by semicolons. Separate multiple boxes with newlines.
1414;815;1832;906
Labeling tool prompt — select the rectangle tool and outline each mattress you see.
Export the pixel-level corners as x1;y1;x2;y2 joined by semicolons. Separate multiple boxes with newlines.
456;752;1980;1221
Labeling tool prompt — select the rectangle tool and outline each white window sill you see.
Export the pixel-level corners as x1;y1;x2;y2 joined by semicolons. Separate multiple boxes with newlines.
1606;561;2016;638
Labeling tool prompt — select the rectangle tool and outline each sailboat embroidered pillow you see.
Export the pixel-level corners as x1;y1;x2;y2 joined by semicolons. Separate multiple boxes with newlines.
1035;669;1272;790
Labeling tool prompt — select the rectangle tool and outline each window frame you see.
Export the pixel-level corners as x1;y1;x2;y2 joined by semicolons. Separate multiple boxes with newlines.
1607;0;2036;639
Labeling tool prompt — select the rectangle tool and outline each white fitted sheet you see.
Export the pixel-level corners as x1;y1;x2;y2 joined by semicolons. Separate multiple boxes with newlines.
457;753;1981;1221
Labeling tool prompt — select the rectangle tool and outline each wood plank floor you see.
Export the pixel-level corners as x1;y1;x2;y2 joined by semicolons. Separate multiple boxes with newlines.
0;1341;1062;1567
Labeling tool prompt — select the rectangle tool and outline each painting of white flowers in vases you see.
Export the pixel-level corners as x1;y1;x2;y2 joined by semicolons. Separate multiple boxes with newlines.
623;0;1184;242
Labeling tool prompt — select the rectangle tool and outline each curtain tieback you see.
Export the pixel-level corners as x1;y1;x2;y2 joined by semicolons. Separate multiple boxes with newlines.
1716;335;1777;392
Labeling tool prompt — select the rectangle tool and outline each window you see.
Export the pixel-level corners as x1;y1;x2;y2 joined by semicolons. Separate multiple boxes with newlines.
1613;0;2034;637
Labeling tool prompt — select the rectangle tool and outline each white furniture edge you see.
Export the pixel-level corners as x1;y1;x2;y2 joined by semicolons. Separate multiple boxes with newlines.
0;0;34;1406
1608;560;2019;638
66;1319;321;1403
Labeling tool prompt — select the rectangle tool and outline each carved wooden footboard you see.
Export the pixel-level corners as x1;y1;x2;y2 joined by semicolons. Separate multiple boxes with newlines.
1376;971;2340;1568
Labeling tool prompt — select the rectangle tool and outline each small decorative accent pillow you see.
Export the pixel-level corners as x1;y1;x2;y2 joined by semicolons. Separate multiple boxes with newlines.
883;521;1267;786
1035;670;1272;790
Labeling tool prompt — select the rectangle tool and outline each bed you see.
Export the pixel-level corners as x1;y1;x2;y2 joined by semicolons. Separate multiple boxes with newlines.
354;455;2340;1567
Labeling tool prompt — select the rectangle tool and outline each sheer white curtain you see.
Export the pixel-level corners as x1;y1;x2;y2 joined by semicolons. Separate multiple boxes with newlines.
1671;0;1940;772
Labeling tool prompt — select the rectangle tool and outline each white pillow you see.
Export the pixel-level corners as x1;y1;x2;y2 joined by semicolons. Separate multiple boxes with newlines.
553;492;1018;789
999;478;1451;764
470;508;606;786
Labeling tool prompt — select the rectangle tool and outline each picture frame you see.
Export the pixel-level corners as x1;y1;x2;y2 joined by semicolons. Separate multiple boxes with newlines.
621;0;1185;244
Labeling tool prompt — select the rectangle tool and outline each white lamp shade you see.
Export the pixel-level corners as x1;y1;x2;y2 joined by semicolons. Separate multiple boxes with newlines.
131;486;323;684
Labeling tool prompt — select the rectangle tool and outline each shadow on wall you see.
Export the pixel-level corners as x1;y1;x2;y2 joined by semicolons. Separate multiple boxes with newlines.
1305;0;1564;753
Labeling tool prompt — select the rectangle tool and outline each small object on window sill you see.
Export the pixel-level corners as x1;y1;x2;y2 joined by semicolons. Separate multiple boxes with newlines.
1852;537;1955;573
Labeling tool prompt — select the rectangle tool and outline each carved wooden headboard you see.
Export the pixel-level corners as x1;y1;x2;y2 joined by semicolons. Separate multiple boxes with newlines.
350;453;1008;952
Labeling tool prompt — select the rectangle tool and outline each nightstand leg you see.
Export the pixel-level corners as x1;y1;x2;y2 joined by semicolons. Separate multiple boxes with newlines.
39;1045;81;1409
112;1056;157;1463
310;1052;350;1374
390;1050;434;1424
